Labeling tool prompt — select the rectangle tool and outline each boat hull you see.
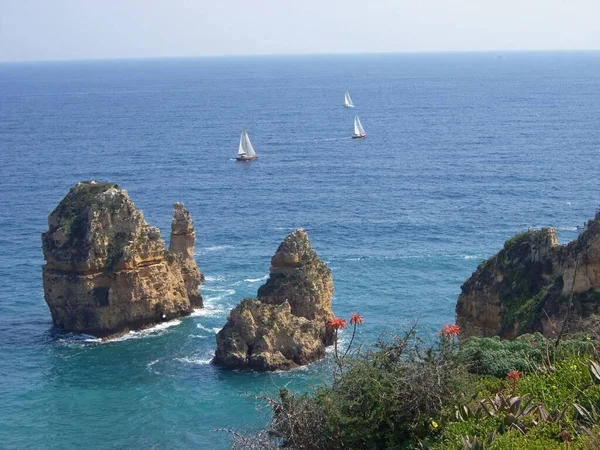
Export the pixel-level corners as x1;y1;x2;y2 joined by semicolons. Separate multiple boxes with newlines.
352;134;366;139
344;105;354;108
235;155;258;161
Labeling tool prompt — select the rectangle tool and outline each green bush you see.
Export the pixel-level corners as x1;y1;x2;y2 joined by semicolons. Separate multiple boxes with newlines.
458;333;595;378
231;331;600;450
265;330;472;450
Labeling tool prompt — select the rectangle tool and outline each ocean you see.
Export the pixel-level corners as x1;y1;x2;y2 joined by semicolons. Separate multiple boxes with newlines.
0;52;599;449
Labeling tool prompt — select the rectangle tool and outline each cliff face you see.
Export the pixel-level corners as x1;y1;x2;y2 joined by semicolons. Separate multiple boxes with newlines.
457;212;600;339
215;229;335;371
42;182;203;337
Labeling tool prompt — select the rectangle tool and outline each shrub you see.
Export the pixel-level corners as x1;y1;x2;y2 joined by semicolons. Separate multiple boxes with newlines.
243;327;472;449
230;330;599;449
458;333;595;378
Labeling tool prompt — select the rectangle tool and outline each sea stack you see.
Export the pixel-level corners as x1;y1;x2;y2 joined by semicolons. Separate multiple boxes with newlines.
456;211;600;339
41;181;203;337
169;202;204;307
214;229;335;371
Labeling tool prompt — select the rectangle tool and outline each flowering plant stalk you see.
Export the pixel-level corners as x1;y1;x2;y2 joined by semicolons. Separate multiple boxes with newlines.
506;370;522;395
438;324;461;360
327;313;363;379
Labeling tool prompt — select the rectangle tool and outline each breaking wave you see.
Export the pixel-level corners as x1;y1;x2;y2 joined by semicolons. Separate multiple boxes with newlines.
244;275;268;283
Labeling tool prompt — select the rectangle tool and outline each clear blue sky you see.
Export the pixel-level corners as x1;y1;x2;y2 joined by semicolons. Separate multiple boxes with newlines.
1;0;599;62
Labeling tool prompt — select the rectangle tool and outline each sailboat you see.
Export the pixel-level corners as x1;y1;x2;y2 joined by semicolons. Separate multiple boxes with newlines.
344;89;354;108
235;126;258;161
352;116;366;139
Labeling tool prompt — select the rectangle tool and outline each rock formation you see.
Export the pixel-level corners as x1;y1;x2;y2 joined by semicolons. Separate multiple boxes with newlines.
214;229;335;371
457;211;600;339
169;202;203;307
42;181;203;337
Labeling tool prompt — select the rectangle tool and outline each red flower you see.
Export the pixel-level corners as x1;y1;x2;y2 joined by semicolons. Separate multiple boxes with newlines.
327;317;347;330
506;370;522;381
349;314;363;325
439;324;461;337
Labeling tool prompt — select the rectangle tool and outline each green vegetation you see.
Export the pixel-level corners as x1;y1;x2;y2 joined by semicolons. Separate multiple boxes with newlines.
106;231;129;272
497;233;548;331
478;229;561;335
257;271;304;299
458;332;593;378
47;181;118;254
231;328;600;449
54;181;115;232
53;182;115;221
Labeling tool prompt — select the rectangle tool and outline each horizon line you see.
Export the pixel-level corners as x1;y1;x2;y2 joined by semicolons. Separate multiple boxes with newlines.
1;48;599;65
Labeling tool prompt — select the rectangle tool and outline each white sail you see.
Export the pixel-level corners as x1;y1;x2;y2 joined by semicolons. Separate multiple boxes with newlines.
344;90;354;108
238;127;256;156
237;130;246;155
354;116;365;136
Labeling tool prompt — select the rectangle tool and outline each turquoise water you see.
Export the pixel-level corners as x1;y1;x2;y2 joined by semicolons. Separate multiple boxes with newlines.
0;52;599;449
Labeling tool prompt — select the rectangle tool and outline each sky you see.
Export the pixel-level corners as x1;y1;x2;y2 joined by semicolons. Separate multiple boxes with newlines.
1;0;599;62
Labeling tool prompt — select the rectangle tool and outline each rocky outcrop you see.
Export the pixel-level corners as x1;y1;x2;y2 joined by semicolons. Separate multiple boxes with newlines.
457;212;600;339
169;202;203;307
214;229;335;371
42;181;203;337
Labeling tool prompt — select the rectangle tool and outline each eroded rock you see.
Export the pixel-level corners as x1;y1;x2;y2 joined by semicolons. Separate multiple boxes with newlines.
214;229;335;370
42;181;203;337
457;212;600;339
169;202;204;307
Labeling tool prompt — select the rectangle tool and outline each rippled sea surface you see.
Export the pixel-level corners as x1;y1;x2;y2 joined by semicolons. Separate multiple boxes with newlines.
0;52;599;449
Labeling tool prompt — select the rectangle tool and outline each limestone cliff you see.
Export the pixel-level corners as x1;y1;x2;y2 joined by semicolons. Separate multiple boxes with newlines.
214;229;335;370
42;181;203;337
457;212;600;339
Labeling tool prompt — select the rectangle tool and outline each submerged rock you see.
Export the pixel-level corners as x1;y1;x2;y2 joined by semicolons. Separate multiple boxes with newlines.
456;211;600;339
214;229;335;371
42;181;203;337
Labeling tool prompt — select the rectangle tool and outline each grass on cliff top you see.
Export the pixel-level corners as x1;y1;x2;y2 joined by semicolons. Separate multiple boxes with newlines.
52;182;118;245
53;181;117;223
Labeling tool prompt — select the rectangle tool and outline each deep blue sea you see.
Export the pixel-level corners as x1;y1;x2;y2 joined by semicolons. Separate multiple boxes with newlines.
1;52;599;449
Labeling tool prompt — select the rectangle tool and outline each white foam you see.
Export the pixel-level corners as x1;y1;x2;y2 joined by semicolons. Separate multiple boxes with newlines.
146;359;162;374
272;364;310;374
107;319;182;342
202;293;236;305
69;333;102;343
191;303;228;318
204;275;225;282
196;324;222;334
176;355;213;365
244;275;268;283
202;287;236;295
200;245;233;253
57;333;102;347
